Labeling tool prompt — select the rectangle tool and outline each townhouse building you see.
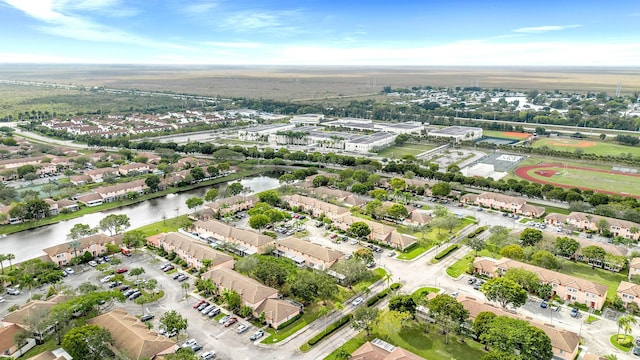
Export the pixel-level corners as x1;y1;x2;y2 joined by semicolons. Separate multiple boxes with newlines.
95;179;148;203
118;162;152;176
458;296;580;360
461;192;546;217
629;258;640;280
275;237;344;270
473;257;608;310
617;281;640;309
88;309;177;359
192;220;275;256
545;212;640;240
201;268;300;329
146;232;233;271
203;195;258;216
42;234;123;266
283;194;350;219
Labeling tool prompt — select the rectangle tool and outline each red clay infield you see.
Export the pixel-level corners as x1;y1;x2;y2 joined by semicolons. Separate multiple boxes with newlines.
514;163;640;198
502;132;531;139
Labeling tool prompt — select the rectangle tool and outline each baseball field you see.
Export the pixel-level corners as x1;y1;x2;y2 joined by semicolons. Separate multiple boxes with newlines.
532;137;640;157
483;130;532;141
514;163;640;197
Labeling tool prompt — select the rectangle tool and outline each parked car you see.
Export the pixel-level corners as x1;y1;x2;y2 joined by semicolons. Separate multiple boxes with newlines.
200;351;216;360
350;239;359;245
352;297;364;306
190;344;203;352
116;268;128;274
65;267;75;275
100;275;115;283
178;275;189;282
330;234;338;239
540;301;548;309
218;315;231;324
250;329;264;341
367;262;376;269
193;300;206;309
123;289;136;297
201;305;216;315
570;308;580;318
197;302;210;311
224;317;238;327
467;277;476;285
160;263;172;270
633;346;640;357
128;291;142;300
387;251;395;257
173;273;183;280
140;314;154;322
0;296;4;303
119;285;130;292
88;260;98;267
162;265;175;272
182;339;197;348
236;324;249;334
6;288;20;296
207;307;221;317
635;336;640;346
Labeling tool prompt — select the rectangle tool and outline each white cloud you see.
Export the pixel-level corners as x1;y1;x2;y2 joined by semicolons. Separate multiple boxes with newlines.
513;25;581;33
202;41;261;48
220;9;301;34
1;0;188;50
182;1;218;16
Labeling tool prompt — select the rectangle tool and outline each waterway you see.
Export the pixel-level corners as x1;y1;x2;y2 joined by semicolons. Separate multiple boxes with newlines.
0;175;281;262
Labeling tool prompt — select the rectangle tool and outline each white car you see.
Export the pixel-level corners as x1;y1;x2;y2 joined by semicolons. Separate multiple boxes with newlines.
352;297;364;306
100;275;115;283
182;339;197;348
350;239;359;245
200;351;216;360
0;296;5;303
88;260;98;267
236;324;249;334
65;267;74;274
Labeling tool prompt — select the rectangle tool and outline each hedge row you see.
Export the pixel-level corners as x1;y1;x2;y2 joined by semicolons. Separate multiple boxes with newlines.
467;226;488;239
307;314;353;346
276;312;302;330
434;244;460;260
366;283;402;307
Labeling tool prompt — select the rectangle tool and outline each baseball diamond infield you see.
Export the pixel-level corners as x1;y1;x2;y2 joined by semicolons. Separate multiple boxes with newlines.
514;163;640;197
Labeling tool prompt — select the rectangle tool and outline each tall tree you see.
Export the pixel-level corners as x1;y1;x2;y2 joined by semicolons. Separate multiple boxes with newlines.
427;294;469;344
480;277;528;309
160;310;189;336
351;306;379;336
204;188;218;202
519;228;543;247
122;230;146;251
554;237;580;258
99;214;130;235
480;316;552;360
349;222;371;239
62;325;114;360
67;223;96;241
374;310;411;341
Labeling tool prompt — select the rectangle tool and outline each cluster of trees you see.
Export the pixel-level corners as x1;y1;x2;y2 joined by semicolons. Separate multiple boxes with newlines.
247;201;292;231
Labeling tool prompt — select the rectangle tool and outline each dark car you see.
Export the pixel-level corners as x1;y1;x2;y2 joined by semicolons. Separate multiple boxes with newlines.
140;314;154;322
119;285;130;292
173;273;183;280
540;301;548;309
128;291;142;300
633;346;640;356
191;343;203;352
570;308;579;318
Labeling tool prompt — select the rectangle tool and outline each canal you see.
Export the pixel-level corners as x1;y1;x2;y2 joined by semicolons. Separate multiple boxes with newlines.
0;175;281;262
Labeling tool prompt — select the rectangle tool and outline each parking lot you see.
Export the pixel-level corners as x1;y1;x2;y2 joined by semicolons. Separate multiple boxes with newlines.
0;251;290;360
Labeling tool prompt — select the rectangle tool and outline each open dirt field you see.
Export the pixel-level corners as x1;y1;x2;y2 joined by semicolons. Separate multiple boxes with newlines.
1;65;639;101
532;137;640;157
514;163;640;197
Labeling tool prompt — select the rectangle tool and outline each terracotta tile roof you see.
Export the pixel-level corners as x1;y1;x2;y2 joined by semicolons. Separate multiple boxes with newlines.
42;234;123;257
277;237;344;263
2;295;69;326
254;298;300;327
458;296;580;355
193;220;274;248
474;257;608;296
158;232;233;266
88;309;176;360
617;281;640;297
351;339;423;360
630;257;640;269
0;323;26;356
201;268;278;305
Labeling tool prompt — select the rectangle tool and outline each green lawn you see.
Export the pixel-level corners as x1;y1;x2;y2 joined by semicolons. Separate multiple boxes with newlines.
446;249;499;278
533;137;640;157
263;304;322;343
399;219;474;260
610;334;634;352
324;332;368;360
558;261;627;301
517;165;640;196
135;215;192;237
377;144;436;159
378;323;487;360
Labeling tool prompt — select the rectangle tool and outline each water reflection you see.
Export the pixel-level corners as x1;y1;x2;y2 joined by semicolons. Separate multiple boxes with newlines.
0;175;280;262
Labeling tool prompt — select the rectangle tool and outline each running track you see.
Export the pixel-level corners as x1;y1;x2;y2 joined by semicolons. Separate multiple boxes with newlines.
514;163;640;198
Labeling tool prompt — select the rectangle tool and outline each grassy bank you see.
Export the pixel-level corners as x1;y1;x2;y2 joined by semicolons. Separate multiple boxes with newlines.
0;167;277;236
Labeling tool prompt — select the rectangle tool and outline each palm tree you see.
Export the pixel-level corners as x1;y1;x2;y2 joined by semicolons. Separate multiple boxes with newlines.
617;315;636;336
601;354;618;360
382;273;392;290
68;240;82;259
334;348;352;360
0;254;6;274
6;253;15;270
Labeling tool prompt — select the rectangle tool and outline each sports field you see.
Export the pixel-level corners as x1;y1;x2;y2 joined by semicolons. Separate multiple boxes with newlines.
483;130;532;140
514;163;640;197
532;137;640;157
377;144;435;158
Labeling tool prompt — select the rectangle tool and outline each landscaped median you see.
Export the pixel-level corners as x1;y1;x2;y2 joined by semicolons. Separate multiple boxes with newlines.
300;283;402;353
431;244;459;263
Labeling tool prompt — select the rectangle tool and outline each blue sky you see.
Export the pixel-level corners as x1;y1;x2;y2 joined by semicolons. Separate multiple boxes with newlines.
1;0;639;65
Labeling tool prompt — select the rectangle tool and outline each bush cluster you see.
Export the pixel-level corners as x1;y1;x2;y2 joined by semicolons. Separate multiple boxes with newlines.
434;244;460;260
467;226;488;239
307;314;353;346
